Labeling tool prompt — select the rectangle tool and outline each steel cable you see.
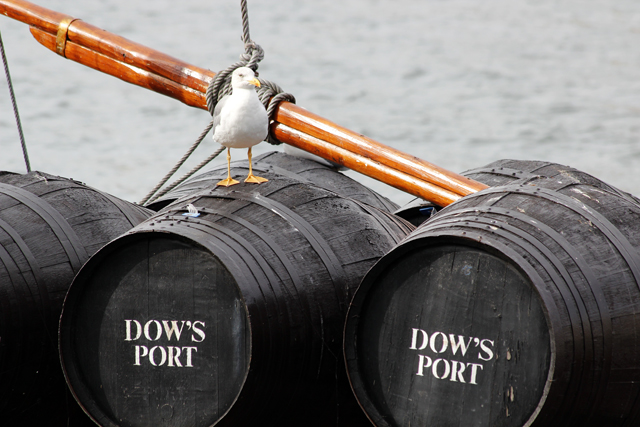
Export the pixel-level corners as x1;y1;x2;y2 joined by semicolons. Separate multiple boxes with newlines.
0;28;30;172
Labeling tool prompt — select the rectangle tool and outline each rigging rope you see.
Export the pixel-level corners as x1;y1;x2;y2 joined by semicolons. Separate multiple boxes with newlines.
0;28;31;172
141;0;295;206
139;120;215;205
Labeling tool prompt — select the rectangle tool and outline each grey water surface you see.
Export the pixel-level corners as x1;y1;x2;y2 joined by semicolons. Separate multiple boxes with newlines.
1;0;639;206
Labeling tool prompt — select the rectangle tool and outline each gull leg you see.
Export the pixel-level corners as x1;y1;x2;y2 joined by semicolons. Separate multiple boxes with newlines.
244;147;268;184
216;147;240;186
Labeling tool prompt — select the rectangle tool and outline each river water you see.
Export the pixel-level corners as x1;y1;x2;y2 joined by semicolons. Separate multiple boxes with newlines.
1;0;639;206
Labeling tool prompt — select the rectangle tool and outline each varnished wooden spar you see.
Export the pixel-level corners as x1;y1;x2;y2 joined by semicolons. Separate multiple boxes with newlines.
272;123;463;206
28;27;209;109
0;0;488;206
1;0;212;94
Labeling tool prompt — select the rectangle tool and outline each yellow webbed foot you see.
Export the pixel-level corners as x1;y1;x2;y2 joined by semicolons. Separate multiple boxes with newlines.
216;177;240;187
244;174;268;184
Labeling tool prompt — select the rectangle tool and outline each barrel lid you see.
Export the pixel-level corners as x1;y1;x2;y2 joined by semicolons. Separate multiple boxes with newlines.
60;231;250;427
345;235;553;427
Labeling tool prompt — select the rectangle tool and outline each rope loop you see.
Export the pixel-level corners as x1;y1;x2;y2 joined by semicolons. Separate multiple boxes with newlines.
257;79;296;145
204;0;296;145
142;0;297;204
205;41;264;116
205;45;295;146
241;41;264;71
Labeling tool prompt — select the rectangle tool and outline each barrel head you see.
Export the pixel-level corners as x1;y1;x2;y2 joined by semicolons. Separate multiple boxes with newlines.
60;234;250;427
346;242;552;427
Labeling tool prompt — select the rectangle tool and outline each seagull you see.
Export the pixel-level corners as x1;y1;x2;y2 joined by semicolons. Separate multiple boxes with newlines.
212;66;269;186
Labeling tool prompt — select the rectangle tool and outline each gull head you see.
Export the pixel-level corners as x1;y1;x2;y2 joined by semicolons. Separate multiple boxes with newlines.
231;67;261;90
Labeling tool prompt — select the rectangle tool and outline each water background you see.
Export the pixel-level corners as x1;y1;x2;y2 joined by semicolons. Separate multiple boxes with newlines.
1;0;639;206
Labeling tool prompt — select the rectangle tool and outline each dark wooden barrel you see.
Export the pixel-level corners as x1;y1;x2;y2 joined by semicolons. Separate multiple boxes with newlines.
462;159;640;206
60;171;414;427
395;159;640;227
344;161;640;427
0;171;153;425
146;151;399;212
393;198;439;226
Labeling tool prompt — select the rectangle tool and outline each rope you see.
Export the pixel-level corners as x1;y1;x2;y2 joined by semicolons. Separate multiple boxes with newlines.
148;145;226;203
139;119;214;205
241;0;251;44
205;0;296;145
0;28;30;172
141;0;295;205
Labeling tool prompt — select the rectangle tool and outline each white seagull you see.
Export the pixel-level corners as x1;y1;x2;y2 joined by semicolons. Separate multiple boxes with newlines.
212;66;269;186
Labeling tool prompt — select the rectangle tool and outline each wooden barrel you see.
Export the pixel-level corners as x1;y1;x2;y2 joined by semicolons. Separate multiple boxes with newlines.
60;172;414;427
0;171;153;425
344;161;640;427
393;198;439;227
395;159;640;227
146;151;399;212
462;159;640;206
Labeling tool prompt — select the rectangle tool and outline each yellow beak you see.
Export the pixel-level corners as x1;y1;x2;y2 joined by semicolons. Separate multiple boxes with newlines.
249;78;261;88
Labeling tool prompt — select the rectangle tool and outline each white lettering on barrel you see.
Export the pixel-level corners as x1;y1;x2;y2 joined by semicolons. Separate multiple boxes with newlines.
432;359;451;379
429;332;448;354
191;321;206;342
144;320;162;341
416;354;433;376
449;335;473;356
125;319;206;367
125;320;142;341
467;363;484;385
184;347;197;367
134;345;148;366
410;328;429;350
478;339;495;361
408;326;498;386
149;346;167;366
162;320;186;341
168;346;182;367
450;360;466;382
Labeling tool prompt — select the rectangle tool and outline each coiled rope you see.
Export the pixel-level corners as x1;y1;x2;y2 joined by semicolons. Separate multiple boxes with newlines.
140;0;295;206
1;28;31;172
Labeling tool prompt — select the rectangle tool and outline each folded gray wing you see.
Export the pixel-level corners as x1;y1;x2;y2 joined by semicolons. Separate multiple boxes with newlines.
212;95;230;136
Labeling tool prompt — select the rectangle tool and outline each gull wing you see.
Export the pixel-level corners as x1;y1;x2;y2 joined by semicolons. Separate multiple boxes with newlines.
212;94;230;135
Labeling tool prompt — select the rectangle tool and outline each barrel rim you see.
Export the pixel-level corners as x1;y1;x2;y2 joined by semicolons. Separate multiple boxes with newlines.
147;151;400;213
343;232;558;427
59;229;252;427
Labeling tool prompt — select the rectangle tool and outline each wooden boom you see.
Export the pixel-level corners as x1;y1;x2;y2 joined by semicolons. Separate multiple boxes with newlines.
0;0;488;206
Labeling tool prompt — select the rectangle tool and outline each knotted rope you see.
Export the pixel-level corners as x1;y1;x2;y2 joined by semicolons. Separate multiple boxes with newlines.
140;0;294;206
207;0;295;135
205;42;296;146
